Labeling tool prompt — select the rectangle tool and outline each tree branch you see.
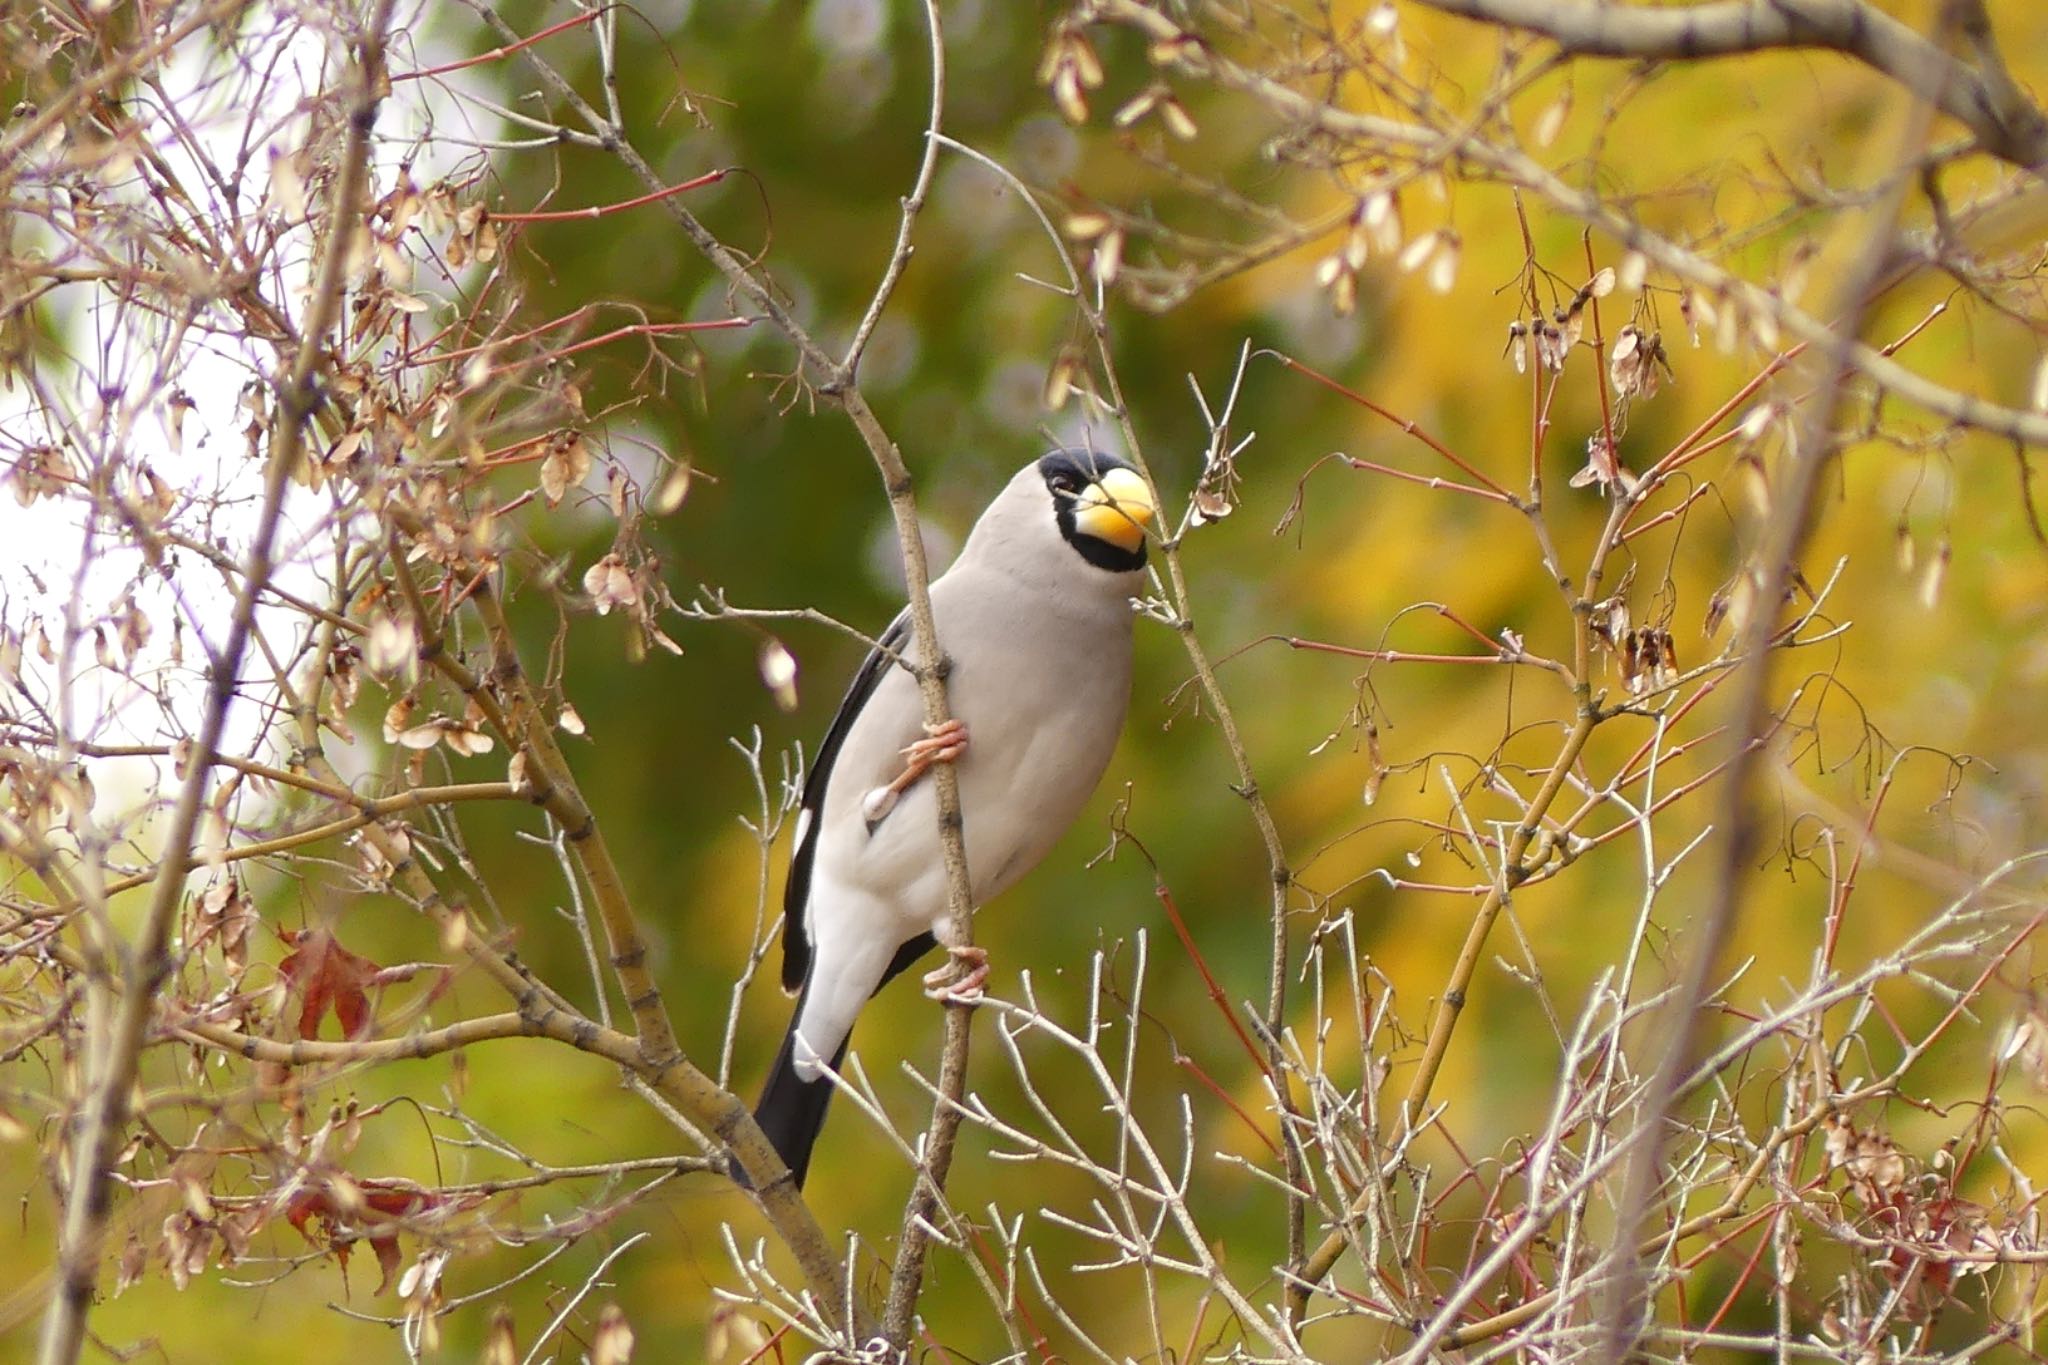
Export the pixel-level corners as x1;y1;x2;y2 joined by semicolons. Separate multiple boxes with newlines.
1090;0;2048;444
35;5;397;1360
1406;0;2048;169
927;132;1313;1339
1594;52;1940;1362
178;1011;542;1067
458;2;982;1344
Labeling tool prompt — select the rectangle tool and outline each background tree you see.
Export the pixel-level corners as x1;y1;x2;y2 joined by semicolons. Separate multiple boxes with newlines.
5;0;2048;1360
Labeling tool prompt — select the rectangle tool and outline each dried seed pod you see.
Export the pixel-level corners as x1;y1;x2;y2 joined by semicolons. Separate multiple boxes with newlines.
758;638;799;712
1043;345;1084;411
1396;229;1438;274
1090;227;1124;288
1919;539;1950;608
1534;89;1570;147
1427;231;1460;293
1362;189;1399;253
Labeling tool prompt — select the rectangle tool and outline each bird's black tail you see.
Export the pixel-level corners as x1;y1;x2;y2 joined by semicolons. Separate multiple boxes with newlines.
751;1000;845;1191
747;934;939;1189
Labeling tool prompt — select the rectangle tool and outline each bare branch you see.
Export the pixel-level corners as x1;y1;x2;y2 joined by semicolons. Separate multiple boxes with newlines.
1407;0;2048;168
32;6;397;1360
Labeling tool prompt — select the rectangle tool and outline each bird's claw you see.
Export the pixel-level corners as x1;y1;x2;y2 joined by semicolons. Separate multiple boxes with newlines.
864;721;970;832
900;718;969;770
922;943;989;1004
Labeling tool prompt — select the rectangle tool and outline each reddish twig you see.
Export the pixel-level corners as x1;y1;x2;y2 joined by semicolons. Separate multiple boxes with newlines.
491;170;728;222
392;9;607;81
1273;352;1516;500
1156;883;1273;1081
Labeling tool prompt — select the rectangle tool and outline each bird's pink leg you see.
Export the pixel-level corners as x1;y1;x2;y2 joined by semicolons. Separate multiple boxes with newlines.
922;943;989;1003
861;719;970;826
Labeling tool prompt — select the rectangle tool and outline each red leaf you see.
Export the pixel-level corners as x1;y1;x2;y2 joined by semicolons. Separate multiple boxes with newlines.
370;1230;405;1297
276;927;380;1040
362;1186;425;1293
282;1178;438;1296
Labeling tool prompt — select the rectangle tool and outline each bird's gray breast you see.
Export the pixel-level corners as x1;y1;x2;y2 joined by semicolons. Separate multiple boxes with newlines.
942;574;1133;902
816;564;1135;920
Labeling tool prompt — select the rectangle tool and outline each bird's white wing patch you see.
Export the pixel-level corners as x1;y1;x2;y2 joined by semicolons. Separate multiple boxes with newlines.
860;784;899;828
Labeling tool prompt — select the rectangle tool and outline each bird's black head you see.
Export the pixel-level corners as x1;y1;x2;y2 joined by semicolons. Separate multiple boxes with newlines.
1039;449;1155;573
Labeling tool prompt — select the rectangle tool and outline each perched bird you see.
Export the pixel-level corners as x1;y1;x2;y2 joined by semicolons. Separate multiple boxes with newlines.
753;449;1156;1188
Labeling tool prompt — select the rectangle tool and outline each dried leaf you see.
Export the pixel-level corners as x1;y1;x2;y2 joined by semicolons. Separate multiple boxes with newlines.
394;720;445;751
117;595;152;658
441;723;494;757
582;553;637;616
116;1233;147;1293
366;612;416;679
284;1179;433;1295
276;927;380;1041
165;390;195;454
706;1305;770;1361
1192;487;1233;524
177;1168;215;1221
540;433;591;506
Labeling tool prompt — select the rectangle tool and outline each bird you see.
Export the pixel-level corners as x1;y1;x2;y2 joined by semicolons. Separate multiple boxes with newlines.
752;448;1156;1189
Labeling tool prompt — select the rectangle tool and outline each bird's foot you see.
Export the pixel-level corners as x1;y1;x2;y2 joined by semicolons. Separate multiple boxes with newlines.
900;718;969;774
863;721;970;830
922;943;989;1004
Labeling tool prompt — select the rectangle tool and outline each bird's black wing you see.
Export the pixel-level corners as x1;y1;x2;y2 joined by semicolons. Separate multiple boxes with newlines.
781;611;913;992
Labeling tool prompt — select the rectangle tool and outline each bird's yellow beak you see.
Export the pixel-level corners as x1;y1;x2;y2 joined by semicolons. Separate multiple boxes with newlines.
1072;467;1155;552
